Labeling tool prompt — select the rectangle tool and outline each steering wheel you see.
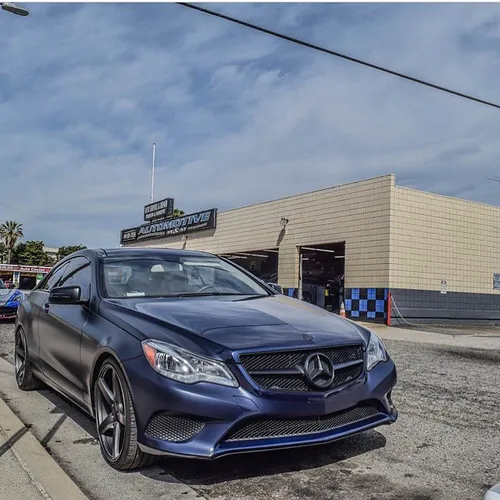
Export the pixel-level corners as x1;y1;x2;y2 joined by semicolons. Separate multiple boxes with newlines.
198;284;219;293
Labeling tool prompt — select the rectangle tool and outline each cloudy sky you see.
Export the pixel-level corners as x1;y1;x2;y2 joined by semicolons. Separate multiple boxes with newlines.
2;2;500;248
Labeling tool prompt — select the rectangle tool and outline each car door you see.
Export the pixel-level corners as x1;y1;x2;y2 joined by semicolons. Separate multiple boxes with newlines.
28;262;70;366
38;256;91;400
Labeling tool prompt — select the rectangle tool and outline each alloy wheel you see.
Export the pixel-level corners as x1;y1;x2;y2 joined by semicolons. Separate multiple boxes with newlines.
15;330;27;385
95;365;126;462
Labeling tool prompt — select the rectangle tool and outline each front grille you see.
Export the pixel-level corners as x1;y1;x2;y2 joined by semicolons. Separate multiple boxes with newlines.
145;414;205;442
224;403;382;442
239;345;364;392
0;306;16;315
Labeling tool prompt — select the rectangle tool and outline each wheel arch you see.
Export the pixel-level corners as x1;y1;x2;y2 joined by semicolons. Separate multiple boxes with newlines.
90;348;135;416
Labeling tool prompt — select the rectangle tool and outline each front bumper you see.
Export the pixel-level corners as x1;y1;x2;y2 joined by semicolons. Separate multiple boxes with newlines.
123;356;398;459
0;305;18;319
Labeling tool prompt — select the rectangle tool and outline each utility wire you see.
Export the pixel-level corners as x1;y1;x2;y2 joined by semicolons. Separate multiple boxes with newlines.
177;2;500;111
486;176;500;184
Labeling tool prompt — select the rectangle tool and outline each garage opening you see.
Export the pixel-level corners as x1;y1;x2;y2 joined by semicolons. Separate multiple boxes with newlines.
220;249;279;283
0;273;13;287
20;274;37;290
299;242;345;312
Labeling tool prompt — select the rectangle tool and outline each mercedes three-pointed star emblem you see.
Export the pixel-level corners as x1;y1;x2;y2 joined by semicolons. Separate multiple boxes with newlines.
303;353;335;389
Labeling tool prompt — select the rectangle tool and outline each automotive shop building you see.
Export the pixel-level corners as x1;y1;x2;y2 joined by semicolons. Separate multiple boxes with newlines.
0;264;52;289
120;174;500;324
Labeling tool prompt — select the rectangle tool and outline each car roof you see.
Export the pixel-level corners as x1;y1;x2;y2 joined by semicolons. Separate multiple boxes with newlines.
96;247;215;259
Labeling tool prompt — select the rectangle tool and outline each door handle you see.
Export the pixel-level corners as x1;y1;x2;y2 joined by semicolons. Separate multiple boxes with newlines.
43;302;50;313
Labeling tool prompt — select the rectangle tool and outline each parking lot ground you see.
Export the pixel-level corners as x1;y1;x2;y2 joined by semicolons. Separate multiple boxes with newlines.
0;320;499;500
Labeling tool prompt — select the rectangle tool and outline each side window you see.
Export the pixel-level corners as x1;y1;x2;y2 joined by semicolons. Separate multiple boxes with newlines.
39;263;69;292
59;257;91;300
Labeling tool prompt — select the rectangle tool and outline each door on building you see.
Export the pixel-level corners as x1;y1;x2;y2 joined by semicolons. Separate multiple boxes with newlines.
221;249;279;283
299;243;345;311
37;256;91;399
20;275;37;290
0;273;13;288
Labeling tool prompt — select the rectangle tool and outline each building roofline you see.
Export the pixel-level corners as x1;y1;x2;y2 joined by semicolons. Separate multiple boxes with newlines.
219;174;395;214
396;185;500;210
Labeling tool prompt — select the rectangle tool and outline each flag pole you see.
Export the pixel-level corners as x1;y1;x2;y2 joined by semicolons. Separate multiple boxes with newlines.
150;142;156;203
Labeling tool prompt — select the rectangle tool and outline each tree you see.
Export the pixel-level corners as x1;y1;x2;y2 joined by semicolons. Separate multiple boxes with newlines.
0;242;6;264
173;208;185;217
58;244;87;260
0;221;24;264
11;240;51;266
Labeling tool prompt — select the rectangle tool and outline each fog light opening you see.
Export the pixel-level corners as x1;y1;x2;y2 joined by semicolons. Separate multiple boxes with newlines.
387;391;394;409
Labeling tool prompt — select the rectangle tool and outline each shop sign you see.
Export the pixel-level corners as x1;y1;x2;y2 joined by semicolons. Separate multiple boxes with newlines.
0;264;51;273
121;208;217;244
493;273;500;290
144;198;174;222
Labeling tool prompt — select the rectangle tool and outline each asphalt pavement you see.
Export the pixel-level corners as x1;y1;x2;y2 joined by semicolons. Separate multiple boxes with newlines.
0;320;499;500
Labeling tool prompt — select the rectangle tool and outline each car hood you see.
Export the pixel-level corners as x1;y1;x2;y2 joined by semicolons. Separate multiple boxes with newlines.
104;294;368;351
0;289;15;301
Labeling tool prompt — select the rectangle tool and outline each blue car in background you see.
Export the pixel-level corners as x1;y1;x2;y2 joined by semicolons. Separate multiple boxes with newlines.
0;279;24;320
15;248;398;471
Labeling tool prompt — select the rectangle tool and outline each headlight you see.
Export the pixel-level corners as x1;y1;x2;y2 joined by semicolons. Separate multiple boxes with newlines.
141;340;239;388
366;331;388;371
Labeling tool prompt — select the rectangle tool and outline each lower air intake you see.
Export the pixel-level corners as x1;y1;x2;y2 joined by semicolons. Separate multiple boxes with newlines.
224;404;382;442
145;414;205;442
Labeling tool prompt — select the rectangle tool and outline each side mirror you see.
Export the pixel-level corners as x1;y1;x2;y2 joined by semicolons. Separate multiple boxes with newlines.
49;285;83;305
268;282;283;294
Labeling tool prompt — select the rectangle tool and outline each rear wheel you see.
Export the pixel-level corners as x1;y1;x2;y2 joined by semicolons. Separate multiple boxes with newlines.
94;359;154;470
15;327;42;391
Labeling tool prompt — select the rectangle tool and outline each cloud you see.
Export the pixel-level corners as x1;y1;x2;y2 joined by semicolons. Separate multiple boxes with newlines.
1;3;500;248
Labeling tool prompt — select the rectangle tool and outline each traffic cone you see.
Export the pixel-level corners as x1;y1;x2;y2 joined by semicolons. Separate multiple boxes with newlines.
339;301;346;317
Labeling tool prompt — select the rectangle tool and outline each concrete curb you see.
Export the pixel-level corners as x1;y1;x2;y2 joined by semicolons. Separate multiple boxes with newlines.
0;371;89;500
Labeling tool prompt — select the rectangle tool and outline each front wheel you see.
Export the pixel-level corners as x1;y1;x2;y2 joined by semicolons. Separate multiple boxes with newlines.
94;359;154;470
15;327;42;391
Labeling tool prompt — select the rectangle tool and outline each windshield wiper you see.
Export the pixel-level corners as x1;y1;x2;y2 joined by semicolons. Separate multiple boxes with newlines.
174;292;265;298
234;294;269;301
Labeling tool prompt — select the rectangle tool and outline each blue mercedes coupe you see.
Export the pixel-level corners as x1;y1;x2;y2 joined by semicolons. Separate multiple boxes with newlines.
15;248;397;470
0;279;24;320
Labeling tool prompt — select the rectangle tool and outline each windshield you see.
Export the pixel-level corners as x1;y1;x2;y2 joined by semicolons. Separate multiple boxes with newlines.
101;255;270;298
0;279;6;290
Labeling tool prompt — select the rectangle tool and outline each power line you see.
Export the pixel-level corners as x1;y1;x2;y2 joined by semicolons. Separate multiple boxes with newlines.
177;2;500;111
486;176;500;184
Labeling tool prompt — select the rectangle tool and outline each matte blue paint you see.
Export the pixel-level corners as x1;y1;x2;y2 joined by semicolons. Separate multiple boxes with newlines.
16;248;398;461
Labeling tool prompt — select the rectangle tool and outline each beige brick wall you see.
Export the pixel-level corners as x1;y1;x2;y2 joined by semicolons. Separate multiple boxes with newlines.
390;187;500;293
125;174;395;289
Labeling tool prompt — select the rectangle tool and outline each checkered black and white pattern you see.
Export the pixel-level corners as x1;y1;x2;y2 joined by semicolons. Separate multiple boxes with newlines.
344;288;388;321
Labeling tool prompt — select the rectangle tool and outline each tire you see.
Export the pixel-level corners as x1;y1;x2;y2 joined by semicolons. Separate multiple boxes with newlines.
94;358;154;470
14;327;42;391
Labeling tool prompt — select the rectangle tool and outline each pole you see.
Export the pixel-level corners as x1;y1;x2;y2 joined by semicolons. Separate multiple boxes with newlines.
298;253;303;301
150;142;156;203
387;291;392;326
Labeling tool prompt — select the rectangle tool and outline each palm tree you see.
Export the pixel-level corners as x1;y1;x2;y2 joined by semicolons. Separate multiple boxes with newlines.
0;221;24;264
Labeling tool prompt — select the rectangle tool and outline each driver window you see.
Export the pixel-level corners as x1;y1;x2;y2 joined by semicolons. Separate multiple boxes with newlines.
59;257;91;301
39;263;69;292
